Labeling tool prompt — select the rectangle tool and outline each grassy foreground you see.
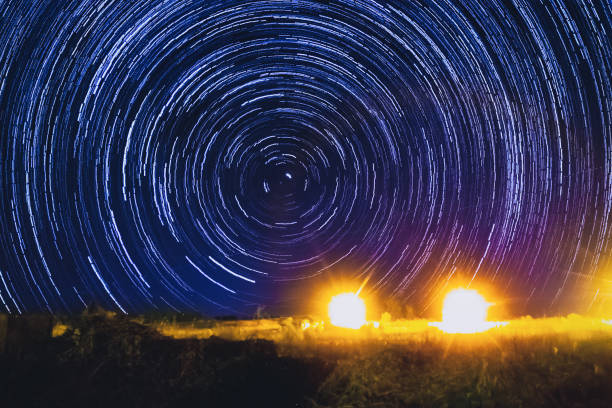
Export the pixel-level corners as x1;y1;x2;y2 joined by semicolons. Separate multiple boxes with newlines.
304;334;612;407
2;312;612;407
153;315;612;407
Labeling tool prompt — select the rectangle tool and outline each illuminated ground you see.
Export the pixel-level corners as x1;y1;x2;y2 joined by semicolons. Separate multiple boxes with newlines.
44;289;612;406
149;314;612;343
150;315;612;407
3;312;612;407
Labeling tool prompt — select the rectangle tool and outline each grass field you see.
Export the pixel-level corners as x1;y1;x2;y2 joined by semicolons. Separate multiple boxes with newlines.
3;312;612;407
147;315;612;407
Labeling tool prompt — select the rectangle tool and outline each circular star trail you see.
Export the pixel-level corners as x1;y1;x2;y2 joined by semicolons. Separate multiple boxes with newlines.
0;0;611;315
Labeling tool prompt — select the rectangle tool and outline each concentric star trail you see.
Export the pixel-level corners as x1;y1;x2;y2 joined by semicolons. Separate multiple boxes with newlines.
0;0;611;316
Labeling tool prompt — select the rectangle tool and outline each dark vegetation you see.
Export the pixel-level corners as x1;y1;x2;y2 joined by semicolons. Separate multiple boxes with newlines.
301;337;612;407
2;311;612;407
0;312;331;408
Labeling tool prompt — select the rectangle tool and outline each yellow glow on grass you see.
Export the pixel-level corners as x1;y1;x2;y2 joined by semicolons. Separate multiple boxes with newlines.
328;292;366;329
430;288;505;333
51;323;69;337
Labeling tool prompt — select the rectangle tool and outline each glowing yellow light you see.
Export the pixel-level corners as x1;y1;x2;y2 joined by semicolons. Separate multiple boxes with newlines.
603;319;612;326
430;288;503;333
328;292;366;329
51;323;68;337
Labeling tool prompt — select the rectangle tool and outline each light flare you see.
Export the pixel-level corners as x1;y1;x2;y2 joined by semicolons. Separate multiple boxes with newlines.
328;292;366;329
430;288;505;333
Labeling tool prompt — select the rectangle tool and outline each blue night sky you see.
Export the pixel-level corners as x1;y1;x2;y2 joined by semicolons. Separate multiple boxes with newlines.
1;0;611;316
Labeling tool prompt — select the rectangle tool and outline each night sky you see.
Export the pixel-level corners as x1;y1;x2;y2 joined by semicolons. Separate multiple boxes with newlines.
0;0;611;317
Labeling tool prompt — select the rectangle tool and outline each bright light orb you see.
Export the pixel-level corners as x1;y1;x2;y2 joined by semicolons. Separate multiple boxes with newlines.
328;292;366;329
430;288;498;333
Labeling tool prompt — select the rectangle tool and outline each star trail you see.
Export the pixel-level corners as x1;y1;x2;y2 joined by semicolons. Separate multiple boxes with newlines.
0;0;611;316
